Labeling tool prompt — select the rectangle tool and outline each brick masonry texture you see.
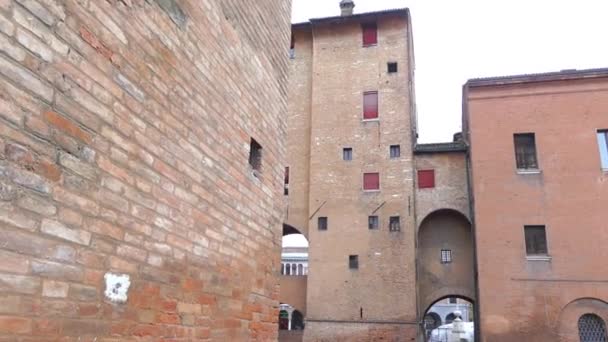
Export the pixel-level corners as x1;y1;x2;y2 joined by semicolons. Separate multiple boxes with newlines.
0;0;291;340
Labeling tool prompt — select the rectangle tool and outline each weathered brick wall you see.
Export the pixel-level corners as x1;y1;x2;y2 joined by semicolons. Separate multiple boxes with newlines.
0;0;291;340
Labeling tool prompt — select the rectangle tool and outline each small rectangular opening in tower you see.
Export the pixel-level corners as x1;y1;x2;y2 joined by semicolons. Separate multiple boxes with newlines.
249;138;262;175
349;255;359;269
387;62;398;73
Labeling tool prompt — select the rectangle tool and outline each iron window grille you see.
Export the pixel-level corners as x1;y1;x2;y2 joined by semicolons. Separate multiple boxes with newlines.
441;249;452;263
389;216;400;232
368;216;379;229
318;217;328;231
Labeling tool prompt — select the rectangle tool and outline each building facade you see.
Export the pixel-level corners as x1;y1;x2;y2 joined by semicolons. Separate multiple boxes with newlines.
0;0;291;340
464;69;608;342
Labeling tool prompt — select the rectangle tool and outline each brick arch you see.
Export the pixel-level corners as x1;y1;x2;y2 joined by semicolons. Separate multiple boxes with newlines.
556;298;608;342
418;208;470;233
283;223;307;238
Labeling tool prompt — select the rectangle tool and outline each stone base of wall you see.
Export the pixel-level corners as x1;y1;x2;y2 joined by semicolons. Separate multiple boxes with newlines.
279;330;305;342
303;321;418;342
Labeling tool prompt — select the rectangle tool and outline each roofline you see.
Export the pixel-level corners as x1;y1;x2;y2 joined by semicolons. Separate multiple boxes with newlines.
465;67;608;88
414;142;467;154
292;8;409;28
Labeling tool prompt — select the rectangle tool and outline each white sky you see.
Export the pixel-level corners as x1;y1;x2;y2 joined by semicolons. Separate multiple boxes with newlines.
292;0;608;142
283;234;309;248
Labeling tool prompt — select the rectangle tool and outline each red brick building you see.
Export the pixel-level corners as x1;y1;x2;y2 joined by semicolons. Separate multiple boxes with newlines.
0;0;291;340
464;69;608;342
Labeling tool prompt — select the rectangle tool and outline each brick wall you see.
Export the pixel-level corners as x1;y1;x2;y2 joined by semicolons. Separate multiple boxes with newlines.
0;0;291;340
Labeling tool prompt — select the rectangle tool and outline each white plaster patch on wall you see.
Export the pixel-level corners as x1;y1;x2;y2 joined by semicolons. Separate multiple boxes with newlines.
104;273;131;303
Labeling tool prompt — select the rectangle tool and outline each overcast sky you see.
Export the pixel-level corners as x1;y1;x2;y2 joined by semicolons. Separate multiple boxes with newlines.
291;0;608;143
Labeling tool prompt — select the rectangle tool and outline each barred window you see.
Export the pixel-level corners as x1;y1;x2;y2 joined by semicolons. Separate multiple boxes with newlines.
389;216;400;232
514;133;538;170
368;216;379;229
441;249;452;263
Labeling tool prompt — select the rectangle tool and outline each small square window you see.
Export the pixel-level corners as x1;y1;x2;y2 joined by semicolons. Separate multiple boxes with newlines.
318;217;328;231
389;216;400;232
349;255;359;269
441;249;452;263
514;133;538;170
387;62;398;73
597;130;608;169
343;147;353;161
390;145;400;158
449;297;457;304
249;138;262;175
524;225;547;255
368;216;379;230
418;170;435;189
363;172;380;191
362;23;377;46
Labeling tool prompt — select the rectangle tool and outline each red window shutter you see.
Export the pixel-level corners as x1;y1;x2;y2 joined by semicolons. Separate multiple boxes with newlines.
363;91;378;119
362;23;377;46
363;172;380;190
418;170;435;189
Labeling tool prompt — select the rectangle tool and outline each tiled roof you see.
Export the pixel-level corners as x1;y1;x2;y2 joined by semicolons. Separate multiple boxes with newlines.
292;8;409;27
414;142;467;154
466;68;608;87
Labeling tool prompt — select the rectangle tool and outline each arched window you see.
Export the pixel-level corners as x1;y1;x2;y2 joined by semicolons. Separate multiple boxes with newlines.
579;314;607;342
298;264;303;275
445;313;457;324
286;264;291;275
291;264;296;275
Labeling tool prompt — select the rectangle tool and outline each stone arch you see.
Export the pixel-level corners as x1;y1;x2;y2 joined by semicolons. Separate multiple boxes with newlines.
417;209;475;316
557;298;608;342
283;223;305;237
423;311;442;330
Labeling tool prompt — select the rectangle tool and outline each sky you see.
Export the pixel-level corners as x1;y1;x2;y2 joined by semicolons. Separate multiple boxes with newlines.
292;0;608;143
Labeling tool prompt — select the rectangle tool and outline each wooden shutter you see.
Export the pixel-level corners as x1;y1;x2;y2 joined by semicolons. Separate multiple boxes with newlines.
363;172;379;190
418;170;435;189
362;23;377;46
363;91;378;119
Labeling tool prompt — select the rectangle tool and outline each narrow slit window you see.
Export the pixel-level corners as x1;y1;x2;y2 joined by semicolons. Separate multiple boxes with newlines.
524;225;548;255
343;147;353;161
597;130;608;169
389;216;400;232
349;255;359;269
387;62;398;73
318;217;328;231
363;91;378;120
289;34;295;59
441;249;452;263
514;133;538;170
249;138;262;176
284;166;289;195
368;216;379;230
390;145;400;158
363;172;380;191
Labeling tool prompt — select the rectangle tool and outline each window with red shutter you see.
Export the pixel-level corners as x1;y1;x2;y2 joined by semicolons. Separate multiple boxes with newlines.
363;172;380;190
418;170;435;189
363;91;378;119
362;23;377;46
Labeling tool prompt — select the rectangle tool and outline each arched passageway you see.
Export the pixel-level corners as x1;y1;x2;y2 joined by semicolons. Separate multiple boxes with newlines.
417;209;475;317
557;298;608;341
279;225;308;336
423;296;475;342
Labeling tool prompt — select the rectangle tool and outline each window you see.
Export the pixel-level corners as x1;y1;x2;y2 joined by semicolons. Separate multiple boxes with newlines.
387;62;398;73
343;147;353;161
449;297;457;304
249;138;262;175
349;255;359;269
368;216;379;229
418;170;435;189
363;172;380;191
579;314;608;342
389;216;400;232
524;225;548;255
441;249;452;264
284;166;289;195
363;91;378;119
514;133;538;170
390;145;400;158
597;130;608;169
361;23;377;46
289;34;295;59
318;217;328;231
